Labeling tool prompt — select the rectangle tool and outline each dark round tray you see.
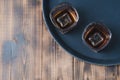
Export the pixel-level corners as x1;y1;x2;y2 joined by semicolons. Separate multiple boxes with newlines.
43;0;120;66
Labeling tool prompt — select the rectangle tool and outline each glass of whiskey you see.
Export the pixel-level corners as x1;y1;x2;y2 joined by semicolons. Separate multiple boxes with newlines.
50;2;79;34
82;22;112;52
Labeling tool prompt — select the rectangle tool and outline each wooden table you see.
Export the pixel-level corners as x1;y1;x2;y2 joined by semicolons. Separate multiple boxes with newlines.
0;0;120;80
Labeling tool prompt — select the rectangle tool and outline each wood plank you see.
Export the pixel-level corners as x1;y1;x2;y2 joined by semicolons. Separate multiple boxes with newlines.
0;0;14;80
33;0;43;80
73;59;120;80
117;66;120;80
74;58;106;80
42;19;73;80
105;66;117;80
0;0;40;80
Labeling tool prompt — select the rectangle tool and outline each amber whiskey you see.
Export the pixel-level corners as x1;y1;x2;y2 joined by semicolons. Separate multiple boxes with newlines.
82;22;112;52
50;2;79;34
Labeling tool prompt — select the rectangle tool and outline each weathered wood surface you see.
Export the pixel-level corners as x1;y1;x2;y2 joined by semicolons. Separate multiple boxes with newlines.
0;0;120;80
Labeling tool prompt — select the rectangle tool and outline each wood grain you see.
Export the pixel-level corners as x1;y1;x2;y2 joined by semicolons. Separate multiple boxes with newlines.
0;0;120;80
